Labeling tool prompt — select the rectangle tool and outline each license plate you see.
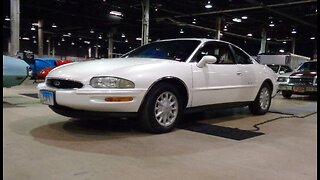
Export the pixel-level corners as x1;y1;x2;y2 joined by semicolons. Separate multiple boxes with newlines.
39;90;55;105
293;86;305;93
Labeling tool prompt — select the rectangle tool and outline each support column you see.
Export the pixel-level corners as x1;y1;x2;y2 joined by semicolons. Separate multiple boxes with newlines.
141;0;150;45
47;37;51;56
95;46;98;58
108;33;114;58
10;0;20;56
52;41;55;57
291;37;295;54
38;20;44;57
215;16;221;40
259;28;267;54
88;47;92;58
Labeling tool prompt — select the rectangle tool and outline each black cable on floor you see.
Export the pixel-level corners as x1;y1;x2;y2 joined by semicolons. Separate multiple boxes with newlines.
251;112;317;132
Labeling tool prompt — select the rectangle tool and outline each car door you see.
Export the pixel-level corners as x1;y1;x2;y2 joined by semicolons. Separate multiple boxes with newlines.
190;41;243;107
230;44;256;101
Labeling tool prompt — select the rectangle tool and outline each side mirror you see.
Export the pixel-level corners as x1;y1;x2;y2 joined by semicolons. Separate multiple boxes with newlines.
196;55;217;68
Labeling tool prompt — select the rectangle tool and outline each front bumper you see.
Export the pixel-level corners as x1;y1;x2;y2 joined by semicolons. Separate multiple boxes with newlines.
37;83;147;112
278;84;317;94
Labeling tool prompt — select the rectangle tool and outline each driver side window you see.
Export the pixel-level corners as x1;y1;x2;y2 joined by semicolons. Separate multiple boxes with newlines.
194;42;235;64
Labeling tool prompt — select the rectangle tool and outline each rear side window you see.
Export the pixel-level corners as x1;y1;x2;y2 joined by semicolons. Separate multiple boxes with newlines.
231;46;253;64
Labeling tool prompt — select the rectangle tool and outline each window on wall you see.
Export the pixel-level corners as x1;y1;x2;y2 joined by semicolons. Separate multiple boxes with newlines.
231;46;253;64
193;42;235;64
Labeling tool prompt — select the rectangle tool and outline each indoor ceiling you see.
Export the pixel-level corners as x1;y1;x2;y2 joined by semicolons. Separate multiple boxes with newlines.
2;0;318;58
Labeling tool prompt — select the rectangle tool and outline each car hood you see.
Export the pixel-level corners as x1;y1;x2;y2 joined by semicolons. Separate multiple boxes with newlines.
289;71;317;78
47;58;181;82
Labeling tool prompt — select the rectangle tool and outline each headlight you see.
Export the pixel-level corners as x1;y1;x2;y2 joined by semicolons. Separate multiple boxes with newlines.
90;77;135;88
277;77;289;82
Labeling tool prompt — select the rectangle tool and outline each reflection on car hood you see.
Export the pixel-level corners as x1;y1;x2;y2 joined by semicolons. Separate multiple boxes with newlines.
47;58;180;81
290;71;317;78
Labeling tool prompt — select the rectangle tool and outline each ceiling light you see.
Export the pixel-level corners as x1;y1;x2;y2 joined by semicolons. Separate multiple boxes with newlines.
61;38;65;41
205;1;212;9
33;40;37;44
46;39;50;43
180;29;184;34
84;41;90;44
109;11;123;17
192;19;196;24
31;26;36;31
63;34;71;37
125;39;128;42
58;42;61;46
32;36;36;39
310;37;315;40
97;45;101;48
283;41;287;44
247;33;252;37
291;29;297;34
71;42;75;45
223;28;228;31
98;35;102;39
241;16;248;19
5;16;10;21
79;37;82;40
68;33;71;35
121;33;125;38
279;49;285;53
90;29;94;33
269;21;275;27
22;37;30;40
267;38;271;41
52;23;57;28
155;7;158;11
232;18;242;23
136;37;142;41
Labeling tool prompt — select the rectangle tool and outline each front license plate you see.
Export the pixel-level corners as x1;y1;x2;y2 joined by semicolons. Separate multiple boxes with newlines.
293;86;305;93
39;90;55;105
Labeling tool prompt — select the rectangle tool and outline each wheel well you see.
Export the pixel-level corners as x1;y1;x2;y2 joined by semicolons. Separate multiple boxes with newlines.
141;77;189;110
263;79;273;92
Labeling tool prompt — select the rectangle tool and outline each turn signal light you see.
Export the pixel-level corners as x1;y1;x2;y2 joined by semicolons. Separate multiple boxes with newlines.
105;97;133;102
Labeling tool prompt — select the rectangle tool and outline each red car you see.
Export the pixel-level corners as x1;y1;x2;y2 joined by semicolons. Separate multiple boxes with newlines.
37;60;73;79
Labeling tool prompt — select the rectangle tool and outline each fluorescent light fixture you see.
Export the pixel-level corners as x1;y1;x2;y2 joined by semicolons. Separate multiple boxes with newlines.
136;37;142;41
5;16;10;21
32;36;36;39
32;23;39;26
97;45;101;48
267;38;271;40
155;7;158;11
269;22;275;27
121;33;125;38
68;32;71;35
241;16;248;19
247;33;252;37
310;37;315;40
232;18;242;23
90;29;94;33
125;39;128;42
58;42;61;46
98;35;102;39
84;41;90;44
71;42;75;45
22;37;30;40
192;19;196;24
109;11;123;17
205;1;212;8
61;38;65;41
283;41;287;44
79;37;82;40
33;40;37;43
31;26;36;31
291;29;297;34
180;29;184;33
279;49;285;53
63;34;71;37
52;23;57;28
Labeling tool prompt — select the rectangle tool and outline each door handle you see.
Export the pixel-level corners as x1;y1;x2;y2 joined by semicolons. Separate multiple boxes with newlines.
236;71;242;75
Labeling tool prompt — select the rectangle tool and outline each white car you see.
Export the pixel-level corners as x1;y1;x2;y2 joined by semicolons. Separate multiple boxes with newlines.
38;38;277;133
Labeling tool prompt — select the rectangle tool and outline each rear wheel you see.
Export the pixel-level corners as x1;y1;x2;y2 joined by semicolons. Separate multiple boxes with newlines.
249;83;271;115
282;91;292;98
139;83;183;133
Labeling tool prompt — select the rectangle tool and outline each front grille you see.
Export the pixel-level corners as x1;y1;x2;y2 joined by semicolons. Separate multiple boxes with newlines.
46;79;83;89
288;77;314;85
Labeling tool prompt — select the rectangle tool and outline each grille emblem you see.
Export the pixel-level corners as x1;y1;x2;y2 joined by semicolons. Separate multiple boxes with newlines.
53;80;61;86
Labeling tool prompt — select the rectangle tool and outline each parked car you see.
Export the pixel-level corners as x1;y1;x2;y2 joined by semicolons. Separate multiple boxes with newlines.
37;38;277;133
277;61;317;98
266;64;293;75
3;55;30;87
37;60;73;79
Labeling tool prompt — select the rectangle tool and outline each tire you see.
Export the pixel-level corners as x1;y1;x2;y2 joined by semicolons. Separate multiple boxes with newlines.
282;91;292;98
139;82;183;133
249;83;272;115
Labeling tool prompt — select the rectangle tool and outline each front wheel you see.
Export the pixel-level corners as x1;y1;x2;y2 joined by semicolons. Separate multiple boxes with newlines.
249;83;272;115
139;83;183;133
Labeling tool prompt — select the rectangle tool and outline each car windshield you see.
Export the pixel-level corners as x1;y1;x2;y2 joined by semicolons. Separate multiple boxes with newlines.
297;61;317;72
266;64;280;73
124;40;201;62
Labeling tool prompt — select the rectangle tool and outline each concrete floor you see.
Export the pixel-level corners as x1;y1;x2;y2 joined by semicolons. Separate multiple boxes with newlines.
3;80;317;180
